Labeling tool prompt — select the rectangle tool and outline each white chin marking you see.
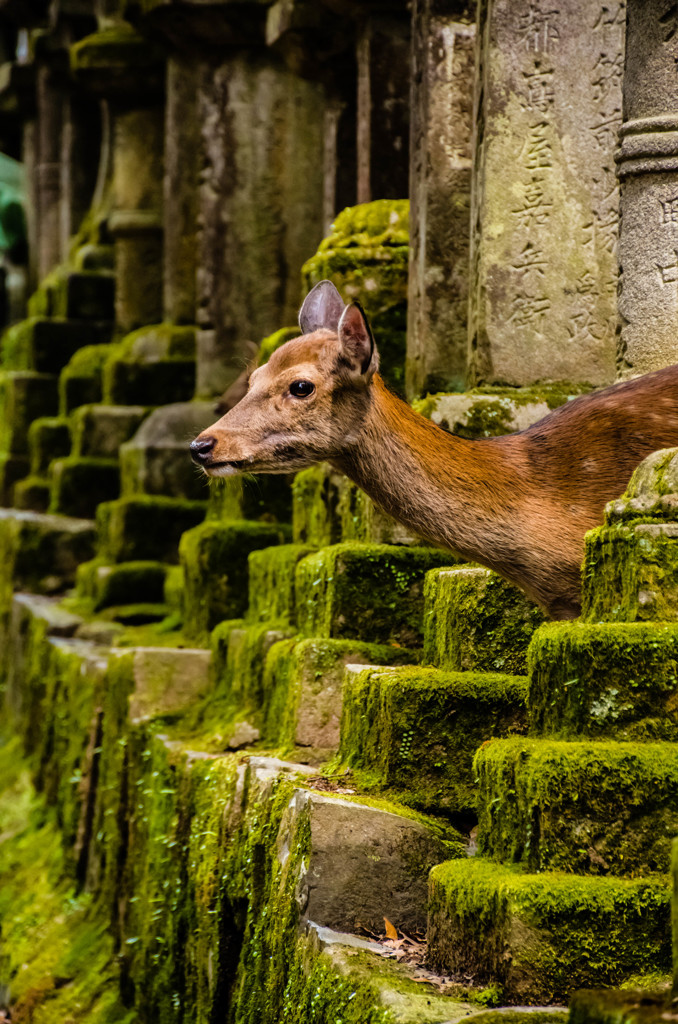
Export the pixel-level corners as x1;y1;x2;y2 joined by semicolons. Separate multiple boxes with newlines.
208;464;240;478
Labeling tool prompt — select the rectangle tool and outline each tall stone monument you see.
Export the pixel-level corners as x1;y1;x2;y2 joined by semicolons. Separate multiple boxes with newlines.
468;0;624;388
616;1;678;377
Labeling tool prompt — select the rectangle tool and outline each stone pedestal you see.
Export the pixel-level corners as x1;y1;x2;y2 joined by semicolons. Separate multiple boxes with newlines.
407;4;474;398
469;0;624;387
616;2;678;377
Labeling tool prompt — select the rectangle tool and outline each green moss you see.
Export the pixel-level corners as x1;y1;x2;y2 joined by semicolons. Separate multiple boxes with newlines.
210;618;292;717
258;326;299;365
13;473;50;512
180;519;290;643
475;737;678;875
0;370;59;455
59;344;113;415
49;456;120;518
295;543;455;646
423;566;544;674
207;473;293;524
428;858;671;1004
527;621;678;739
569;988;673;1024
339;664;526;814
76;558;168;610
247;544;316;625
96;496;207;564
102;324;196;406
292;464;344;546
28;416;71;475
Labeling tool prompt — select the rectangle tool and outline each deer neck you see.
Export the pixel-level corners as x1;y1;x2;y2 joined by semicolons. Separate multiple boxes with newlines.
330;376;529;570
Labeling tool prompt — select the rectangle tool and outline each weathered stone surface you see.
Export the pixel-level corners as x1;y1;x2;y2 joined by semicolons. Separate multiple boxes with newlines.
208;472;294;524
423;566;545;675
111;646;211;723
2;316;113;374
417;388;566;439
212;619;292;711
70;404;148;459
28;416;71;475
49;456;119;519
12;474;50;512
96;496;206;565
119;401;214;500
475;737;678;876
407;10;474;398
0;508;96;598
295;543;455;645
0;371;58;455
278;788;455;935
292;464;344;547
102;325;196;406
58;344;110;415
616;2;678;377
77;559;168;610
341;663;527;813
569;989;672;1024
469;1;623;387
247;543;315;625
196;56;324;398
428;860;671;1003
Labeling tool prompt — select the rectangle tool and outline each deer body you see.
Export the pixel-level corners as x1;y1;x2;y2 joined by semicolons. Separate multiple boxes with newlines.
190;281;678;619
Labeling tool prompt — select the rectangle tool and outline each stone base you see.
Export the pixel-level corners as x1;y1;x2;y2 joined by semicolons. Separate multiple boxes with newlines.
340;664;526;814
475;737;678;875
428;859;671;1004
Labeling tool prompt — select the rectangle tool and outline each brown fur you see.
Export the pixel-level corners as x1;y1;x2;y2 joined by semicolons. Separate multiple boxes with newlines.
192;319;678;620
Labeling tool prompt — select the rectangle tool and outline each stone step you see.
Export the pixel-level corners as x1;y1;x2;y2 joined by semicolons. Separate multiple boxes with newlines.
528;621;678;739
76;558;168;611
102;324;196;406
2;316;113;374
28;416;71;475
0;508;96;603
96;495;206;565
109;644;212;723
208;472;293;525
119;401;213;500
27;268;115;321
427;858;671;1004
474;737;678;875
58;344;111;415
70;403;148;459
295;542;456;646
423;565;545;675
179;518;291;642
247;543;316;625
13;475;50;512
340;664;527;814
48;456;120;518
0;370;59;456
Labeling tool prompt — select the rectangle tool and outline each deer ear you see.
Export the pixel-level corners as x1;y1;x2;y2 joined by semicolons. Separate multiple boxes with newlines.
299;280;346;334
337;302;378;381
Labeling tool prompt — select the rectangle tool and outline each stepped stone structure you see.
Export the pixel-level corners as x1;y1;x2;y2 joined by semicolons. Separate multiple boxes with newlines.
0;2;677;1024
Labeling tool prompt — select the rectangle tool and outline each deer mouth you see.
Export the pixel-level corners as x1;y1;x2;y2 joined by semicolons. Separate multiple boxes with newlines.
203;459;249;476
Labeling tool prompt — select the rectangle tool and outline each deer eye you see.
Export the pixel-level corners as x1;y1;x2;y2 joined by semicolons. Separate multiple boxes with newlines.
289;380;315;398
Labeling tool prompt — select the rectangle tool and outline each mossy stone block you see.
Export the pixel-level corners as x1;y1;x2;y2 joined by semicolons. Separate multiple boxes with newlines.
428;859;671;1004
413;386;573;440
569;989;671;1024
28;417;71;475
164;565;184;616
295;543;454;645
0;371;58;455
528;621;678;740
302;200;409;393
109;646;212;724
13;475;50;513
49;457;119;519
76;558;168;610
338;476;425;545
340;664;527;814
2;317;113;374
119;402;214;501
211;619;293;712
0;509;95;605
424;566;545;675
102;324;196;406
475;737;678;876
292;464;344;546
0;453;29;505
208;472;294;523
247;544;316;624
59;344;112;415
71;404;148;459
96;496;206;564
262;638;418;752
180;519;291;642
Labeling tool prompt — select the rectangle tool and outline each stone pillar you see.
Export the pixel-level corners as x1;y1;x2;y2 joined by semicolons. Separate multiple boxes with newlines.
616;2;678;377
163;56;199;325
35;62;64;279
407;3;474;399
356;14;410;203
196;53;325;398
469;0;624;388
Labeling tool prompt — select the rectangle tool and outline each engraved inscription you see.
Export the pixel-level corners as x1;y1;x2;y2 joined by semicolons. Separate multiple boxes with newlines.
522;122;553;169
657;250;678;285
520;62;555;113
590;52;623;104
592;4;625;29
659;3;678;43
517;3;561;54
508;291;552;327
511;243;548;286
660;196;678;227
511;174;553;229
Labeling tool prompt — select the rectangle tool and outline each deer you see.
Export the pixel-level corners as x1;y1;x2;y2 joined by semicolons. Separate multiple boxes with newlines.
190;280;678;620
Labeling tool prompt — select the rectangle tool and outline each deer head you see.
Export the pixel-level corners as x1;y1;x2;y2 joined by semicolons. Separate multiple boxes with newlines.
189;280;379;476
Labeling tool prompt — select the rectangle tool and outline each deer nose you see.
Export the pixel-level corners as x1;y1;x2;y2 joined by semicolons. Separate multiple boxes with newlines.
190;435;216;464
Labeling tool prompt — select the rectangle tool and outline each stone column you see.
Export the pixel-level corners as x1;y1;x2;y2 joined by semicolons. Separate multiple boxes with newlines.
469;0;624;388
616;2;678;377
407;2;474;399
35;62;64;280
356;14;410;203
196;53;325;398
